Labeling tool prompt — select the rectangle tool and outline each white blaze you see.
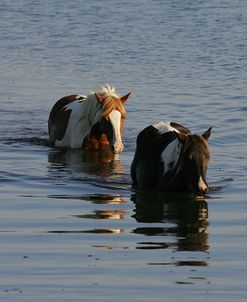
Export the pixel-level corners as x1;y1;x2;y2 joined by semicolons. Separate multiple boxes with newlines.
198;176;208;192
108;110;123;153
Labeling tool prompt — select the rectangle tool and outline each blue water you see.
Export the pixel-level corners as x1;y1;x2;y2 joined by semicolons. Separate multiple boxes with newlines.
0;0;247;301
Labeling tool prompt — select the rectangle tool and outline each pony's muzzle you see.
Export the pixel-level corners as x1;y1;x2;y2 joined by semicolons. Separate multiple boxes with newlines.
195;187;208;198
195;177;208;196
111;143;124;154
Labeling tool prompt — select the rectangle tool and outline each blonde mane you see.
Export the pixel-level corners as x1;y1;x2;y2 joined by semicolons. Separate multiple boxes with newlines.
96;84;119;98
96;84;126;120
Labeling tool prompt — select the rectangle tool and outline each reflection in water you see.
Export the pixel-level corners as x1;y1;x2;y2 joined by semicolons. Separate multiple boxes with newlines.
132;192;209;253
47;193;126;205
48;148;125;177
83;194;126;205
73;209;126;220
93;245;129;250
48;194;127;235
47;148;128;190
72;194;127;233
49;228;124;234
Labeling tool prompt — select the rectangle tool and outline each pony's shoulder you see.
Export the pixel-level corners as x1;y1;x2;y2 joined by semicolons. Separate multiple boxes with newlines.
136;125;160;146
135;121;191;159
48;95;77;122
50;94;85;113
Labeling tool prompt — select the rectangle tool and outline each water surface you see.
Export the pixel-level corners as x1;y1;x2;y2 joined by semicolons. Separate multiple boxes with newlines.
0;0;247;301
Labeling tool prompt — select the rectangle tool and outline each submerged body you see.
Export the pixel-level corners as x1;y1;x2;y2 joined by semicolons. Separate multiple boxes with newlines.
48;85;130;153
131;121;212;196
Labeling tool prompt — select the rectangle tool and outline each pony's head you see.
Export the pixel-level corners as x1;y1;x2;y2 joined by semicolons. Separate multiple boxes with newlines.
94;84;131;153
174;127;212;196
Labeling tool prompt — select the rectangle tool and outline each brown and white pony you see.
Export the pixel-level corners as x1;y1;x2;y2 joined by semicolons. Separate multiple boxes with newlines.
48;84;131;153
131;121;212;196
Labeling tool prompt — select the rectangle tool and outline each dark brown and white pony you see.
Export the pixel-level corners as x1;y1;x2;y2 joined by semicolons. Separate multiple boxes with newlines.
131;121;212;196
48;84;131;153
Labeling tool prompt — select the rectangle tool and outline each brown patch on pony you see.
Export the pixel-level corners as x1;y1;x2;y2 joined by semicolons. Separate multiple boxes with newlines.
48;95;79;141
49;95;78;126
99;134;110;150
85;134;111;151
85;136;99;150
48;108;72;142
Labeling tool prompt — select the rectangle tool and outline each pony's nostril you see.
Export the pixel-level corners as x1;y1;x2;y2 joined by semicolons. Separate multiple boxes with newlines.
111;146;119;153
196;186;208;197
111;144;123;153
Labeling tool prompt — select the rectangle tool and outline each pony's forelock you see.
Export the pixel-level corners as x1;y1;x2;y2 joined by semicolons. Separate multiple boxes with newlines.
96;84;119;98
94;84;126;119
86;84;126;120
102;96;126;120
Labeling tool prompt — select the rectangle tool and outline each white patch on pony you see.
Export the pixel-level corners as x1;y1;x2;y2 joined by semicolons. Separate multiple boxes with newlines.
198;176;208;192
76;95;87;102
153;121;180;134
161;139;181;175
108;110;123;153
55;94;102;148
153;121;183;175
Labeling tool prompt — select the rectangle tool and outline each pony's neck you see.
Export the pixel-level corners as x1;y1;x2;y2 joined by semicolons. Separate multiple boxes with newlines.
82;93;101;126
67;93;101;148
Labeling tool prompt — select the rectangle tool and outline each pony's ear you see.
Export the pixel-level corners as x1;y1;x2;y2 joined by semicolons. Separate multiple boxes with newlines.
95;93;104;103
174;131;187;144
120;92;131;103
202;127;212;141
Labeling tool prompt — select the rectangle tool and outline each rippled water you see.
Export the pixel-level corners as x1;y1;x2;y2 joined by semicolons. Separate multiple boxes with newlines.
0;0;247;301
